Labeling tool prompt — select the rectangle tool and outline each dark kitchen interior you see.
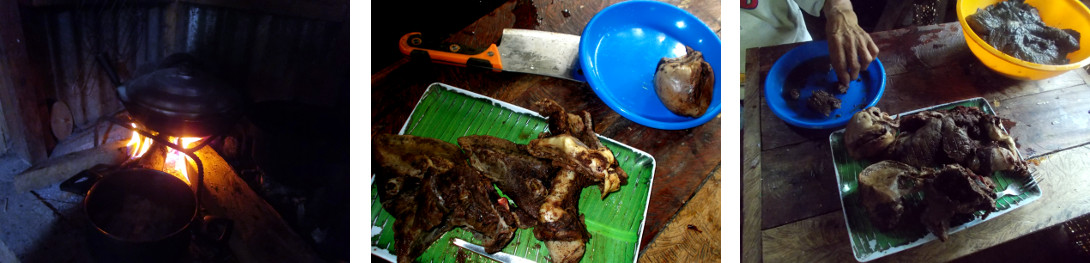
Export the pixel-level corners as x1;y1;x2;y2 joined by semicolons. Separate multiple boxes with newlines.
0;0;348;262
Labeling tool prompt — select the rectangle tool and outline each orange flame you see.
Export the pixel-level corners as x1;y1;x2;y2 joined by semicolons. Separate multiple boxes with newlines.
125;123;199;185
126;123;153;159
165;137;201;185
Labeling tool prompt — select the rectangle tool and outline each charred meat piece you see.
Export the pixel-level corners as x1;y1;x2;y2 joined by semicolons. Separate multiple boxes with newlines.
533;99;628;198
653;46;715;118
858;161;930;230
845;107;899;160
891;111;947;168
535;99;605;150
534;170;592;263
889;106;1031;177
786;88;801;100
459;135;555;228
807;90;841;117
968;141;1031;178
967;0;1081;65
527;99;630;262
836;82;850;94
920;164;996;241
372;134;516;262
436;165;518;252
527;134;625;198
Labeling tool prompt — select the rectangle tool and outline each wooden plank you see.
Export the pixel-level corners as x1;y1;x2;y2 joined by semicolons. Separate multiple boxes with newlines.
762;212;854;262
742;48;764;263
13;140;127;193
29;0;345;22
194;147;322;263
0;0;49;164
760;140;840;229
639;167;720;262
995;84;1090;158
763;144;1090;262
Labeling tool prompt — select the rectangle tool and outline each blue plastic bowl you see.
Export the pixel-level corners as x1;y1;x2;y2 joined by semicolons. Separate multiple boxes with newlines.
764;41;886;129
580;0;722;130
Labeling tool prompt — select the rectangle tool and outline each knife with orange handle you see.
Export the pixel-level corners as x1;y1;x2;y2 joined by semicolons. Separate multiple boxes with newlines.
399;29;586;81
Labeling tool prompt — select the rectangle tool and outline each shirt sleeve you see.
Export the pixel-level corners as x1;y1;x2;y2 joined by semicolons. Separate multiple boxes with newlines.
794;0;825;17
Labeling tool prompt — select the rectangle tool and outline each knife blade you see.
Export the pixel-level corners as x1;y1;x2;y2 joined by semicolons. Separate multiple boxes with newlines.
452;238;537;263
399;29;585;81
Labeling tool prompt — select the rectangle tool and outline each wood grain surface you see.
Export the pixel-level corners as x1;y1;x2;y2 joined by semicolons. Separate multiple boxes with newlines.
742;48;763;263
371;0;722;254
751;22;1090;229
639;167;721;262
749;20;1090;261
195;147;322;263
762;144;1090;262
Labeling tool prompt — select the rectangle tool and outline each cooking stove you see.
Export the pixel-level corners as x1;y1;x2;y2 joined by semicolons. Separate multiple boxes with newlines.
3;108;344;262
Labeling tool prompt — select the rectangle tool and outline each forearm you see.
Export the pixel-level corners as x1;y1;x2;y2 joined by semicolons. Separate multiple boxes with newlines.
823;0;855;17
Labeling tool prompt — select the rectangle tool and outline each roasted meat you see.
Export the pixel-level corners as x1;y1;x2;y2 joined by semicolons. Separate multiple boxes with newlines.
845;107;899;160
535;170;592;263
653;46;715;118
374;99;630;263
807;90;841;117
528;134;625;198
459;135;555;228
890;111;947;167
523;99;630;263
858;161;929;230
967;0;1081;65
889;106;1030;177
372;134;516;262
531;99;628;199
854;106;1034;241
920;164;997;241
437;165;518;251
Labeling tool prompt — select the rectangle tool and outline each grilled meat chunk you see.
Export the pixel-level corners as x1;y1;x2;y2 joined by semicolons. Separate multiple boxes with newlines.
372;134;516;262
807;90;841;117
459;135;555;228
891;111;947;167
890;106;1030;177
858;161;930;230
845;107;899;160
521;99;631;263
534;170;592;263
532;99;628;198
920;164;997;241
653;46;715;118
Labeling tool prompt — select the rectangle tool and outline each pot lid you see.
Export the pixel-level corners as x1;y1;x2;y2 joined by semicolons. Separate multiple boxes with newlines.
121;53;242;137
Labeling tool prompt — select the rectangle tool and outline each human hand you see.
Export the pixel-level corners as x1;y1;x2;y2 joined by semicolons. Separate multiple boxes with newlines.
824;0;879;89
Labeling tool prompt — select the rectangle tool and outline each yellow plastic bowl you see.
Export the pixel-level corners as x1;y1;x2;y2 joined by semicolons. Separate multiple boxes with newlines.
957;0;1090;80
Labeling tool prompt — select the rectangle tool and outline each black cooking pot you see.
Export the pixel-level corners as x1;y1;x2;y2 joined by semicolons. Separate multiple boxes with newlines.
61;165;232;262
97;53;243;138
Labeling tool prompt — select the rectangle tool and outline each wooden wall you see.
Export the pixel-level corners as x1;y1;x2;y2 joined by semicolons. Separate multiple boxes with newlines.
1;0;347;163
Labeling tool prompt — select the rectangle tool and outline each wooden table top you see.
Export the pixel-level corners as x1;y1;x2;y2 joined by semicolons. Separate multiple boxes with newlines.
743;22;1090;262
370;0;722;259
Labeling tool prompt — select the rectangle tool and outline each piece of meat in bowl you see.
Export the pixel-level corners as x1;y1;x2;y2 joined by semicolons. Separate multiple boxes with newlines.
807;90;841;117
